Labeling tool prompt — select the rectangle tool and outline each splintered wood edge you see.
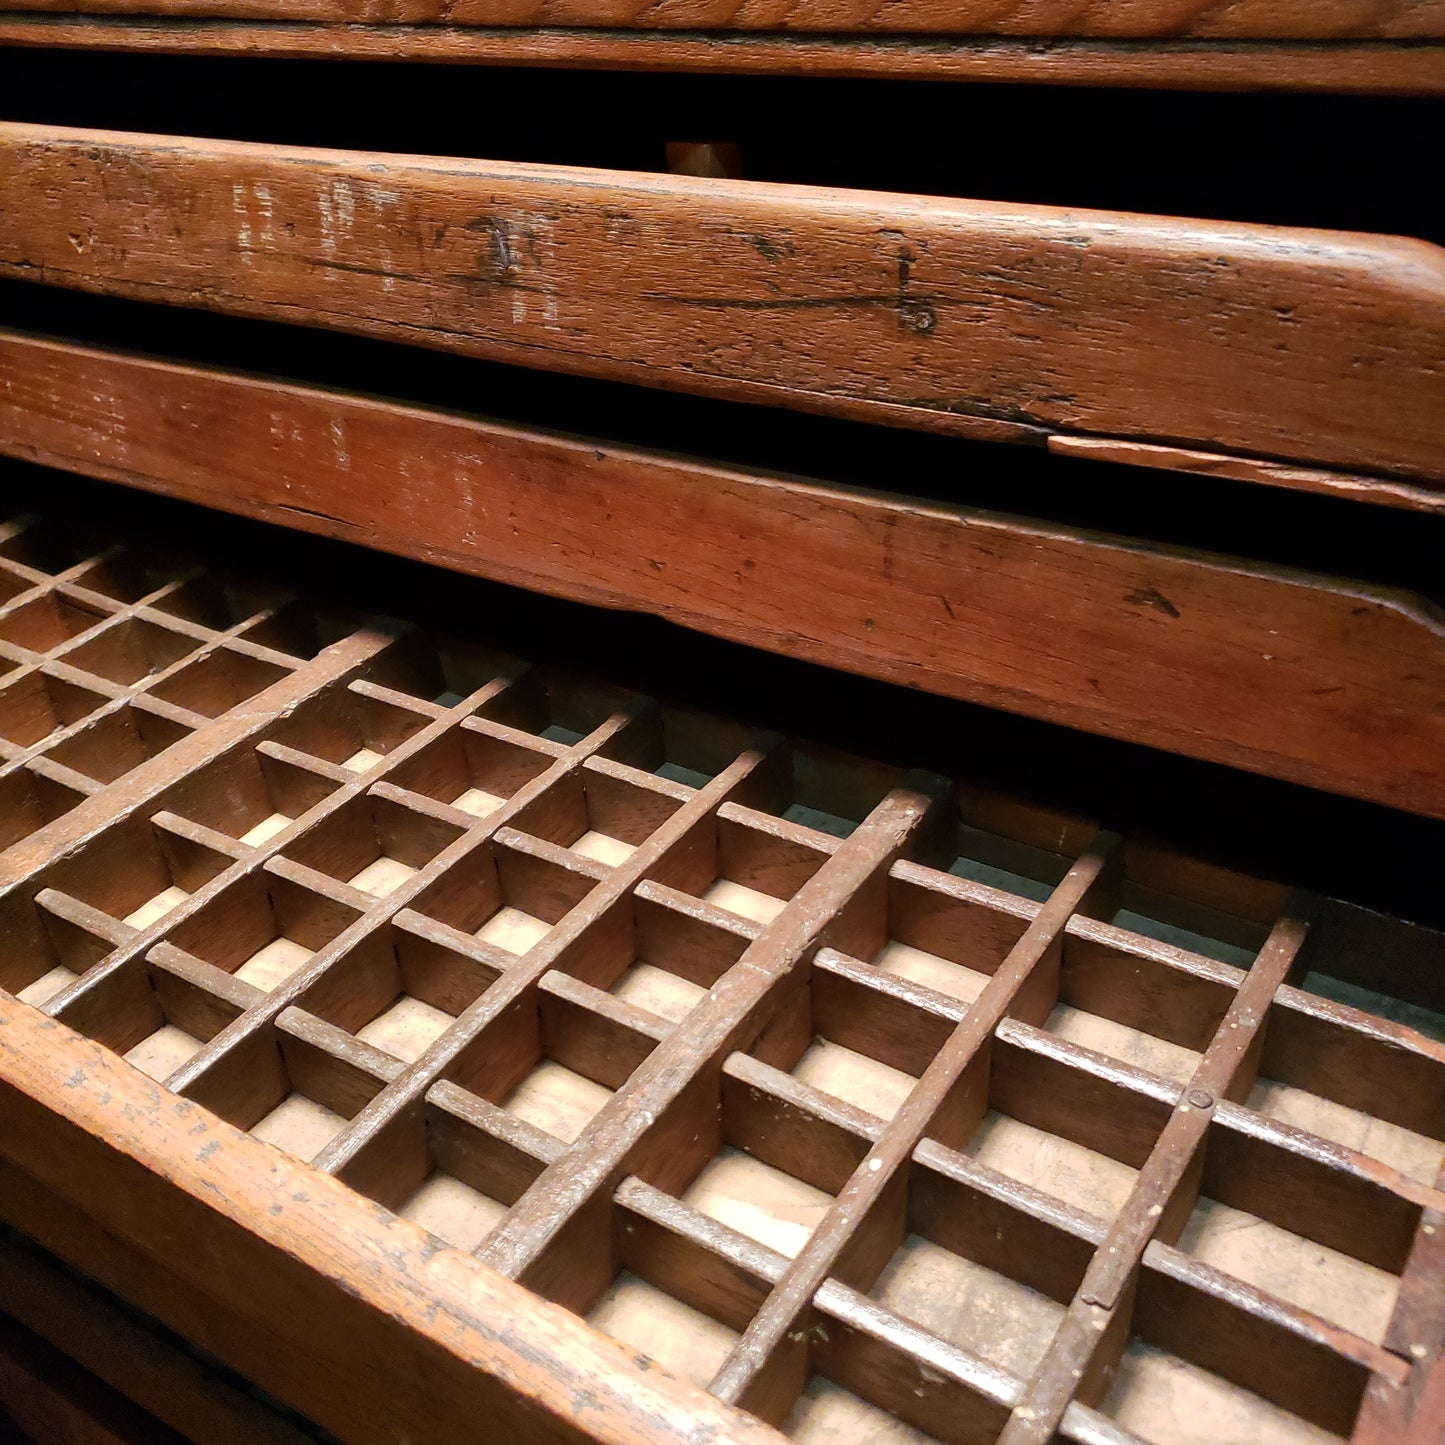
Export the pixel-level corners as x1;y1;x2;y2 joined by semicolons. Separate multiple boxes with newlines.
0;19;1442;94
1048;437;1445;515
2;328;1442;820
0;992;787;1445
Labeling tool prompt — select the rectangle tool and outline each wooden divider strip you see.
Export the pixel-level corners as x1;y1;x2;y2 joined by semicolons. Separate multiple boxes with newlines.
997;913;1313;1444
312;741;777;1196
0;621;400;887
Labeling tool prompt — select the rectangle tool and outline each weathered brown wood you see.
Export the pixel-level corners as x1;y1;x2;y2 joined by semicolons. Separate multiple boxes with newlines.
0;0;1440;38
0;993;787;1445
307;744;776;1205
2;333;1443;818
2;126;1443;482
1;20;1442;94
0;1312;187;1445
0;1228;315;1445
999;913;1347;1445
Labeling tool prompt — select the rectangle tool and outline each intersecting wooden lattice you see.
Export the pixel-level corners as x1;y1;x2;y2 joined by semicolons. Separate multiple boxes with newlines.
1;496;1442;1445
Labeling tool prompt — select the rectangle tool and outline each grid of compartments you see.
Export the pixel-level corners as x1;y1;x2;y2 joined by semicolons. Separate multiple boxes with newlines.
2;499;1443;1445
0;509;363;857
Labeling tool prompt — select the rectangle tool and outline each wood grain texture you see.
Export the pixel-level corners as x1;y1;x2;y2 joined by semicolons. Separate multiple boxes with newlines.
0;1229;315;1445
2;329;1443;817
1;20;1443;94
0;1314;187;1445
0;0;1441;38
0;992;786;1445
2;124;1443;482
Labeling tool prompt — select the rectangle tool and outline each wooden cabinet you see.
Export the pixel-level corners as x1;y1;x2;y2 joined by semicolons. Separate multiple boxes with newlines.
0;15;1442;1445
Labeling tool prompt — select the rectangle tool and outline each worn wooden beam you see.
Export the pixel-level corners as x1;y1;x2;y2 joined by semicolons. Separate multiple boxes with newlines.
1;124;1442;482
0;0;1440;38
1;20;1442;94
1;329;1443;817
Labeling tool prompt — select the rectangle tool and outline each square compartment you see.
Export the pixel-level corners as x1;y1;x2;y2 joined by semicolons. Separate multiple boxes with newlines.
383;720;558;823
0;669;108;748
42;703;191;785
62;616;203;686
164;870;365;994
279;791;466;901
0;591;110;653
146;647;291;718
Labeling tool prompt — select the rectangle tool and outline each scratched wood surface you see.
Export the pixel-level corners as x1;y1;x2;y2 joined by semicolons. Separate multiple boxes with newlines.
2;20;1443;94
1;124;1443;484
0;0;1442;38
1;498;1443;1445
1;329;1442;820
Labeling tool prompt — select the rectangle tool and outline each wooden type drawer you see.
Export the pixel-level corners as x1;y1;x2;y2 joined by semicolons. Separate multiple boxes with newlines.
0;493;1442;1445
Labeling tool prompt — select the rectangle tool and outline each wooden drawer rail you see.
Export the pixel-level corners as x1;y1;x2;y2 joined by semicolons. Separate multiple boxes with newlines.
3;0;1442;41
1;499;1442;1445
1;123;1443;488
1;19;1444;95
1;329;1441;821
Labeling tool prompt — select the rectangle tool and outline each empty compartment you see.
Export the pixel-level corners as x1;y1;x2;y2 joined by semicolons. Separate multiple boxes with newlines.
0;589;110;653
147;571;290;632
46;809;235;931
68;546;188;605
749;954;959;1123
163;869;364;993
606;887;753;1024
41;701;191;785
225;1019;394;1165
121;950;256;1082
600;701;763;792
0;667;107;747
956;1026;1174;1222
278;789;466;900
61;615;203;684
146;645;291;718
504;758;686;866
1247;986;1445;1185
408;832;600;960
298;920;476;1066
676;807;835;927
0;762;88;852
475;666;640;747
1046;921;1239;1086
868;867;1035;1007
364;633;522;710
381;717;557;822
1171;1115;1418;1345
162;741;342;848
265;677;432;772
